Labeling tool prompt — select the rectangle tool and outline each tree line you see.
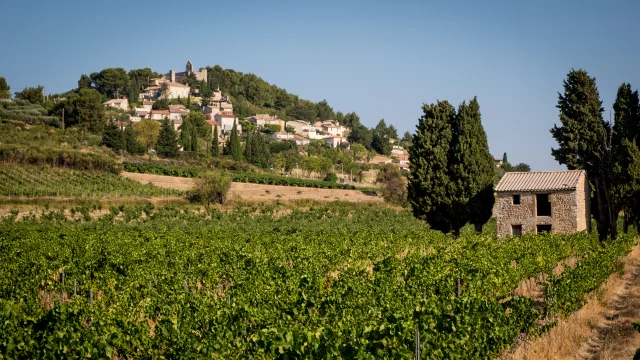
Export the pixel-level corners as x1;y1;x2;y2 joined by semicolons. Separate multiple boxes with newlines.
551;69;640;240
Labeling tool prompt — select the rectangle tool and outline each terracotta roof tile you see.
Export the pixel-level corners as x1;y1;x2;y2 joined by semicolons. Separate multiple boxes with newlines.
495;170;585;192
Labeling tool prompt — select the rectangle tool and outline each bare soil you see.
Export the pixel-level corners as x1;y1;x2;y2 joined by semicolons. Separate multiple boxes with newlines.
121;172;383;203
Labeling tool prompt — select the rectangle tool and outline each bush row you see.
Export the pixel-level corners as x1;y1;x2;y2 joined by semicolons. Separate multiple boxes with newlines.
123;162;361;190
0;145;121;174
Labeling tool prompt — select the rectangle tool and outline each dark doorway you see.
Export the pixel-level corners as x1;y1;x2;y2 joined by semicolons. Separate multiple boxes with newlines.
536;224;552;234
536;194;551;216
511;224;523;237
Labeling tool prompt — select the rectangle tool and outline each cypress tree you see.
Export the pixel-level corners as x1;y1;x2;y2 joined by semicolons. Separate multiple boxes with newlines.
156;119;178;158
502;152;507;164
211;125;220;156
456;97;495;233
191;129;198;152
179;120;193;152
123;125;145;155
244;131;254;163
550;69;616;240
408;101;455;233
613;83;640;232
228;121;242;161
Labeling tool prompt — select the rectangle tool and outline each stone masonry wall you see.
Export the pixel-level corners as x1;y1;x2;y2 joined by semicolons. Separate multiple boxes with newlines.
575;173;591;232
496;190;580;238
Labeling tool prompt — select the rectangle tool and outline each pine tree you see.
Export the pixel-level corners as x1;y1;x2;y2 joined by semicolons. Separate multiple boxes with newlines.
551;69;615;240
408;101;455;234
211;125;220;156
156;119;178;158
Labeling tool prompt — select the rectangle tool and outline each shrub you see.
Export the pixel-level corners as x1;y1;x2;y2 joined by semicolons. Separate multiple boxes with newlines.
382;175;408;206
323;172;338;183
188;171;232;205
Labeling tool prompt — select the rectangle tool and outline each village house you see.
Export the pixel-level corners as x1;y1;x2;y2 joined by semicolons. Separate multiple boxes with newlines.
141;100;154;110
494;157;504;168
150;110;170;120
205;120;221;137
168;104;189;121
324;136;348;149
494;170;590;238
214;112;241;133
246;114;285;130
321;120;348;136
140;80;191;100
134;108;150;118
103;98;129;111
271;131;294;141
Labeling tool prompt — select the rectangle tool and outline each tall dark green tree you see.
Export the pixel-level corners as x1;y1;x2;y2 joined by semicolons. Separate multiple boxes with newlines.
371;119;392;155
226;121;242;161
90;68;129;99
408;101;456;234
123;125;146;155
502;152;508;164
612;83;640;231
211;126;220;156
451;97;495;233
550;69;616;240
102;121;123;151
156;119;179;158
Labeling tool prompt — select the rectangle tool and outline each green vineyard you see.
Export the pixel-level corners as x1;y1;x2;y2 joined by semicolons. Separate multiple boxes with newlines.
0;203;634;358
0;165;183;198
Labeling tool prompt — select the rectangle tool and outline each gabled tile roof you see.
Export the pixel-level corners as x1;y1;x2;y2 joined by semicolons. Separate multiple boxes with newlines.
495;170;585;192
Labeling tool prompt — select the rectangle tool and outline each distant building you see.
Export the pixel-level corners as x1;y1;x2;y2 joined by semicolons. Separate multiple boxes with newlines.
150;110;170;120
495;170;590;238
103;98;129;111
246;114;285;130
325;136;348;149
214;113;241;133
494;157;504;168
140;81;190;100
163;60;208;84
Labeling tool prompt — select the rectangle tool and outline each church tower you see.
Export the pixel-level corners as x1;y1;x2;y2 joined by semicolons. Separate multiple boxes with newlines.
186;60;194;75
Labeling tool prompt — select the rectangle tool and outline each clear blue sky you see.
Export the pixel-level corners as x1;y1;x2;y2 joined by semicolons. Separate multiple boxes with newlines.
2;0;639;170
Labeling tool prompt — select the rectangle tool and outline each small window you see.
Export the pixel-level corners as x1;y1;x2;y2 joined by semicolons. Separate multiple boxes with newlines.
536;194;552;216
511;225;523;237
537;224;552;234
513;194;521;205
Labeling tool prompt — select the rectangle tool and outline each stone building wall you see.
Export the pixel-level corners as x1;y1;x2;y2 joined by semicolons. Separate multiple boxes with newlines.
575;173;591;232
496;189;582;238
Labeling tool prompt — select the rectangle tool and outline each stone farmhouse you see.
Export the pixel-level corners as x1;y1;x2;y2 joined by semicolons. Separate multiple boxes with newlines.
494;170;590;238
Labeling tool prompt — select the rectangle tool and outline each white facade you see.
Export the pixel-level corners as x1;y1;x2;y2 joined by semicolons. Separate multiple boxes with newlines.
103;98;129;111
214;113;242;133
325;136;348;149
150;110;170;120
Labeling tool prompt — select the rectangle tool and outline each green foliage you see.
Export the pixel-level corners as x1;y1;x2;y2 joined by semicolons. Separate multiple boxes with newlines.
156;119;179;158
259;123;281;134
0;99;60;126
323;172;337;183
89;68;130;99
450;97;495;232
226;121;242;161
550;69;616;240
211;126;220;156
0;207;631;358
0;145;121;173
132;119;160;150
187;171;232;205
152;99;169;110
0;165;181;197
101;122;124;151
244;132;271;168
14;86;44;104
0;76;10;99
408;100;455;232
53;89;106;132
371;119;393;155
123;125;146;155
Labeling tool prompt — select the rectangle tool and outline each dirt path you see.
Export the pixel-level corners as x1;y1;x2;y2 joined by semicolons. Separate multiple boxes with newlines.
502;244;640;360
121;172;383;203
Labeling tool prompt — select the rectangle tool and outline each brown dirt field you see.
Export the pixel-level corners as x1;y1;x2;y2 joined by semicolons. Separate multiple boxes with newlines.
121;172;383;203
499;243;640;360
